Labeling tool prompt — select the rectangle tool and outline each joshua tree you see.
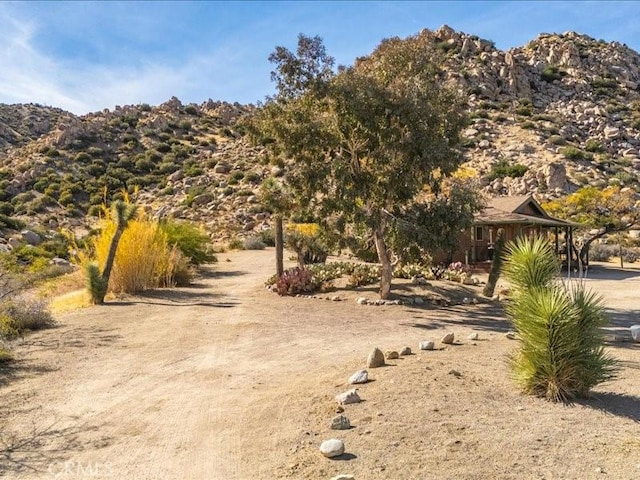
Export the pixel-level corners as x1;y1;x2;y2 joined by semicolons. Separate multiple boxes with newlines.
87;200;138;304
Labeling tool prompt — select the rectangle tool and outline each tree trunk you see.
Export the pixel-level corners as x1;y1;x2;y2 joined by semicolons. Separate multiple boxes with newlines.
101;227;124;284
275;215;284;277
373;226;392;300
483;229;505;297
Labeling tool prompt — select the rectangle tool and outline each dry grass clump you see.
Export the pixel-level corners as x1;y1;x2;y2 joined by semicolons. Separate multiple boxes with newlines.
85;210;191;295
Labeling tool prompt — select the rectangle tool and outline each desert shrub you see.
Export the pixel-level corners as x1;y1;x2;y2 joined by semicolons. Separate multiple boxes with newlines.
590;243;639;262
584;139;603;153
548;135;566;146
159;220;215;265
0;299;55;340
346;264;381;287
86;211;189;294
274;267;320;296
227;238;244;250
244;171;262;184
243;236;266;250
286;224;328;265
0;346;12;362
488;160;528;180
0;214;23;231
561;146;587;160
259;228;276;247
503;236;618;402
393;262;433;279
541;65;564;82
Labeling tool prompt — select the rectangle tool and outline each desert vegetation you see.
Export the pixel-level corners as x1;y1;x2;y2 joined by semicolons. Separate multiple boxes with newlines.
503;236;618;401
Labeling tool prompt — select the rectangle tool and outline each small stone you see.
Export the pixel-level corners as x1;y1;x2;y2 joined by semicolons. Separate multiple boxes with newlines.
348;370;368;385
385;350;399;360
462;297;471;304
399;346;411;356
336;406;345;413
448;369;462;377
331;295;341;301
330;475;355;480
367;347;385;368
630;325;640;342
441;332;455;344
468;332;479;341
20;230;42;246
414;297;425;305
319;439;345;458
330;415;351;430
356;297;368;305
505;332;517;340
419;340;435;350
335;389;361;405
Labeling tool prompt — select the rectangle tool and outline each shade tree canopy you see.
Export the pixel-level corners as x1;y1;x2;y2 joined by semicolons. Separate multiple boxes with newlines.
544;185;640;265
247;31;479;298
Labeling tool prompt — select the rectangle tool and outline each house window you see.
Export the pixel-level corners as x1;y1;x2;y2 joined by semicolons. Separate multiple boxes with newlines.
475;226;484;241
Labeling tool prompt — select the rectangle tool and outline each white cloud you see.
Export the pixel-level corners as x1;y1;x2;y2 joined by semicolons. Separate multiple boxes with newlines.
0;6;270;114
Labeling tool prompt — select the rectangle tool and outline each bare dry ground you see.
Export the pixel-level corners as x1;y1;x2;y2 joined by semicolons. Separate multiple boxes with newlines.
0;250;638;480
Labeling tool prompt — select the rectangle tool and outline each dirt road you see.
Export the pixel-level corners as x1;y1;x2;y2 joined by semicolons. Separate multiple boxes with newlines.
1;251;639;479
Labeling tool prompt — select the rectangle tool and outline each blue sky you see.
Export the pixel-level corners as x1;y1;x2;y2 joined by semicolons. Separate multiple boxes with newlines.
1;1;639;114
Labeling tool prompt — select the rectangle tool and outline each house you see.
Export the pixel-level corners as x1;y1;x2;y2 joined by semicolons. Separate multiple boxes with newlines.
448;195;577;266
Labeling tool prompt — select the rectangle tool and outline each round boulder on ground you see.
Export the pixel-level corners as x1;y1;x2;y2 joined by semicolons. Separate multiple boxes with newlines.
399;346;411;356
320;439;345;458
385;350;399;360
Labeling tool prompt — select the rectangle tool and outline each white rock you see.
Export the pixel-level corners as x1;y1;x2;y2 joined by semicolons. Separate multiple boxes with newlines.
419;340;435;350
468;332;479;341
356;297;368;305
330;475;355;480
414;297;425;305
505;332;517;340
335;389;361;405
320;439;345;458
630;325;640;342
348;370;368;385
441;332;455;344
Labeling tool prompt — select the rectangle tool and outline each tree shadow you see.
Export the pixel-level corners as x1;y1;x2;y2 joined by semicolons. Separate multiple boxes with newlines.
0;420;100;476
577;392;640;422
0;359;58;388
401;303;511;333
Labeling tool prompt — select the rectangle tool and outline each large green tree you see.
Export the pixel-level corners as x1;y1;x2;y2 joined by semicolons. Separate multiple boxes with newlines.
545;185;640;265
248;32;469;298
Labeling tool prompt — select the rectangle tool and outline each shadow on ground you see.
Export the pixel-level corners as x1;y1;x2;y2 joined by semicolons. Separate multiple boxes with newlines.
0;360;58;389
401;303;510;333
578;392;640;422
0;420;100;476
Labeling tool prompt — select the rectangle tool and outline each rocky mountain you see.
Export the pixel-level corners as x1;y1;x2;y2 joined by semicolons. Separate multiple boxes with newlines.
1;26;640;246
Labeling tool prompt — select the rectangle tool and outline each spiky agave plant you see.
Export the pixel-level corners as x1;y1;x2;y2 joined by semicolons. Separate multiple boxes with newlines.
503;236;618;402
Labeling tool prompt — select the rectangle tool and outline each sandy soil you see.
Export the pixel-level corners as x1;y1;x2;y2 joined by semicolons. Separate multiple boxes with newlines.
0;250;639;480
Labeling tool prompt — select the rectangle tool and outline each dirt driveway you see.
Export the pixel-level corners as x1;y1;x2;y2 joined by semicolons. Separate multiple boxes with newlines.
1;251;639;479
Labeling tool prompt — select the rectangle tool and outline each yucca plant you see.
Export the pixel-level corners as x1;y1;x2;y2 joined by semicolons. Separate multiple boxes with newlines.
504;236;618;402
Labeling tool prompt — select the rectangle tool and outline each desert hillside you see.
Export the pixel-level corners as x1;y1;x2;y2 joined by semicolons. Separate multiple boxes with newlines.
1;26;640;244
